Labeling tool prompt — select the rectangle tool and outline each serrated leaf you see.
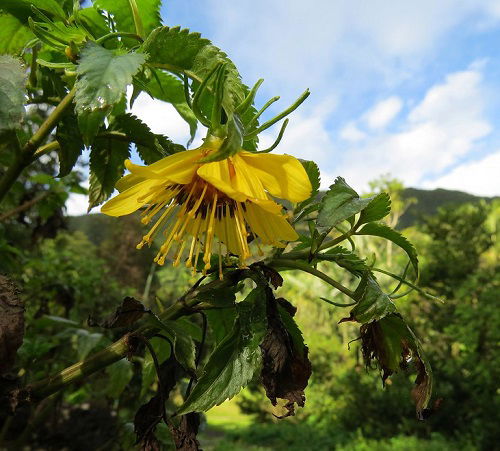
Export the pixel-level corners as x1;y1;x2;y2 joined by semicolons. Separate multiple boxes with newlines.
360;313;433;418
0;55;26;131
78;109;106;146
142;26;256;142
113;113;182;163
178;286;267;414
345;272;397;323
317;177;372;231
358;192;391;224
94;0;161;38
56;111;84;177
320;246;367;277
0;14;35;55
75;42;146;114
357;223;419;274
300;160;320;198
88;134;130;210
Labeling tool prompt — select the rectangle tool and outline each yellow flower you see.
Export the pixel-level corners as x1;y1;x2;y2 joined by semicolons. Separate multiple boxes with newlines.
101;136;312;276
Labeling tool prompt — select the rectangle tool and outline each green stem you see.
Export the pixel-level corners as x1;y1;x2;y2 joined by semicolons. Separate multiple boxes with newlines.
26;275;234;402
270;258;356;299
0;87;76;205
96;31;143;44
128;0;144;38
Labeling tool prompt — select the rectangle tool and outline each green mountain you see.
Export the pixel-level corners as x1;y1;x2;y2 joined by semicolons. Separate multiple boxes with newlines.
398;188;497;228
68;188;497;241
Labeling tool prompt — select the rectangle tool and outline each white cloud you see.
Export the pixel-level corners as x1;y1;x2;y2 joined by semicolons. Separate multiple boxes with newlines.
336;65;492;192
259;100;336;172
363;96;403;130
130;92;206;146
339;122;366;142
206;0;500;94
423;151;500;196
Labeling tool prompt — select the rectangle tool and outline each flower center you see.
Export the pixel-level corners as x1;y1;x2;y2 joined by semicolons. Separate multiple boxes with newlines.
136;177;253;278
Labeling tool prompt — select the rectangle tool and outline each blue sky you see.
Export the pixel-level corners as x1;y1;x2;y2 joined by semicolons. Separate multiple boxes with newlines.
69;0;500;214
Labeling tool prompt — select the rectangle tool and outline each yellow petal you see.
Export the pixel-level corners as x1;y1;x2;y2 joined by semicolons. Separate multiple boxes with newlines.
239;151;312;202
244;201;298;245
196;159;247;202
101;178;163;216
115;173;145;192
197;154;268;202
125;148;204;185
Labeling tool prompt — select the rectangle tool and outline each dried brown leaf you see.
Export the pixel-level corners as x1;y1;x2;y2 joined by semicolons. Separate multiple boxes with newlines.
260;292;311;418
0;275;24;375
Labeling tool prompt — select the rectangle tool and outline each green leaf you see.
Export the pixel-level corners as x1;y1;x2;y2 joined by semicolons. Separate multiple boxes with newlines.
142;26;255;132
178;286;267;414
358;192;392;224
360;313;433;418
113;113;183;163
72;329;104;360
0;14;35;55
75;42;146;114
88;134;130;210
317;177;372;231
94;0;161;38
320;246;367;277
160;319;197;374
0;55;26;132
141;336;171;398
300;160;320;199
106;359;133;398
0;0;66;21
56;111;84;177
76;7;110;41
78;109;106;146
356;223;419;274
343;272;396;323
143;70;197;143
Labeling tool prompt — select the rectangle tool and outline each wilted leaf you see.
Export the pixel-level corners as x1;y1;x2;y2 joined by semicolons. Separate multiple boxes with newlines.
169;412;201;451
89;297;147;329
359;313;433;419
0;276;24;374
0;55;26;132
260;293;311;418
134;353;181;449
141;336;171;398
259;264;284;289
177;286;267;414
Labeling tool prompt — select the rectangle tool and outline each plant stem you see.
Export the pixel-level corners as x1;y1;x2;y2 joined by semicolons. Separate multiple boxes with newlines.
96;31;143;44
0;87;75;205
0;192;50;222
270;258;356;299
26;275;234;402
